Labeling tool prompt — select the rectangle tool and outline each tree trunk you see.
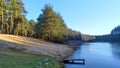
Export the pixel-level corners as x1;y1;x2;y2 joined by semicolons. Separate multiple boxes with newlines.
1;0;4;33
1;8;4;33
10;14;13;34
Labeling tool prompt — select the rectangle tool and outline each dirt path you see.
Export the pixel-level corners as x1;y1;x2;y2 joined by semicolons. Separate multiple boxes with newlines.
0;34;74;61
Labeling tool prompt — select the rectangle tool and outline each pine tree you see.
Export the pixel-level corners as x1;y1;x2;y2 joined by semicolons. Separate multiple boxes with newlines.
0;0;6;33
6;0;27;34
37;4;67;43
28;19;36;37
0;0;31;37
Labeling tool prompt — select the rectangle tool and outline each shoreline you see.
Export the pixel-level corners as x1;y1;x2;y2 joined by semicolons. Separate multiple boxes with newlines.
0;34;76;61
0;34;83;68
64;40;83;50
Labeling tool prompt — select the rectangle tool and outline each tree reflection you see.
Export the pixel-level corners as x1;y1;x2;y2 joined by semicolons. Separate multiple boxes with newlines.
109;43;120;59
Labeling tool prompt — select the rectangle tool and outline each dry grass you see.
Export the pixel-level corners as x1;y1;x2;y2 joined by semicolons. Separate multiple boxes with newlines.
0;34;74;61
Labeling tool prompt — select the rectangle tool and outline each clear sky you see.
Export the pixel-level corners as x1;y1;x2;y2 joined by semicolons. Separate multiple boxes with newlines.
22;0;120;35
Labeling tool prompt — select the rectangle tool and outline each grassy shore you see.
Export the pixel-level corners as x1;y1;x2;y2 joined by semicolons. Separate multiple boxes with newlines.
0;48;60;68
0;34;75;68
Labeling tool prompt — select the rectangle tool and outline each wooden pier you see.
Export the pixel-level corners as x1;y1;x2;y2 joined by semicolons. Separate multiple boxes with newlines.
63;59;85;64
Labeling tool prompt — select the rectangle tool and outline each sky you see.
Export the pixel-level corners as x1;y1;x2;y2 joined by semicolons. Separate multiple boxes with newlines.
22;0;120;35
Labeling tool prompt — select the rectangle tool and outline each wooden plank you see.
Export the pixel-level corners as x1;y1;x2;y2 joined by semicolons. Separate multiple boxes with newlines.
63;59;85;64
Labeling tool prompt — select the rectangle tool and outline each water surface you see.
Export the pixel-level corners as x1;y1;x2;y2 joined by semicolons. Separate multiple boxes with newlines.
65;43;120;68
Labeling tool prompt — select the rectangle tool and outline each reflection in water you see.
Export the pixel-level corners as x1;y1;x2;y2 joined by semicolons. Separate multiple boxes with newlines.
65;43;120;68
110;43;120;59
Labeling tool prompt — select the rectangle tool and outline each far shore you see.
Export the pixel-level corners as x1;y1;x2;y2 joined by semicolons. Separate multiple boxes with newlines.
65;40;83;50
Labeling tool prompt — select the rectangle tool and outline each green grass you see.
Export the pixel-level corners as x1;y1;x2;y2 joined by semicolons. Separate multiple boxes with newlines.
0;49;60;68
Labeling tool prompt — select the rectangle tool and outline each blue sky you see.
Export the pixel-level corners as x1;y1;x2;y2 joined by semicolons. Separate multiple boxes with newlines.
22;0;120;35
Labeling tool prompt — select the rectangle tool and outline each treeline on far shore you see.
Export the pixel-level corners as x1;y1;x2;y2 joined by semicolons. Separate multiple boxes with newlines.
90;25;120;42
69;25;120;42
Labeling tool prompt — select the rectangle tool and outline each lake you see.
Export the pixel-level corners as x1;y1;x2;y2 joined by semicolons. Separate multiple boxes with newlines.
65;43;120;68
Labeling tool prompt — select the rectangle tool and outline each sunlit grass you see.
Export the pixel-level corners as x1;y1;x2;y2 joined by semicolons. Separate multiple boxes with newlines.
0;49;60;68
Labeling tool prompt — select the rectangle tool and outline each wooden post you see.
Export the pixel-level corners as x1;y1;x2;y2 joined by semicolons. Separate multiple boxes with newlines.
83;59;85;64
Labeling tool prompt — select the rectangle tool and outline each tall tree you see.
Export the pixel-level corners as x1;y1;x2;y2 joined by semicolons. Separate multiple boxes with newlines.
28;19;36;37
0;0;6;33
111;25;120;35
0;0;30;37
37;4;67;43
6;0;27;34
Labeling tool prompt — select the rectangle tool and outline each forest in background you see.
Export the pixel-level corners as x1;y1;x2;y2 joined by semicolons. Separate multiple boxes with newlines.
0;0;95;43
1;0;119;43
91;25;120;42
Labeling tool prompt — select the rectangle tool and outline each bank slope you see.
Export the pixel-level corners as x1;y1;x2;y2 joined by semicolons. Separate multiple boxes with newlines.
0;34;74;61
